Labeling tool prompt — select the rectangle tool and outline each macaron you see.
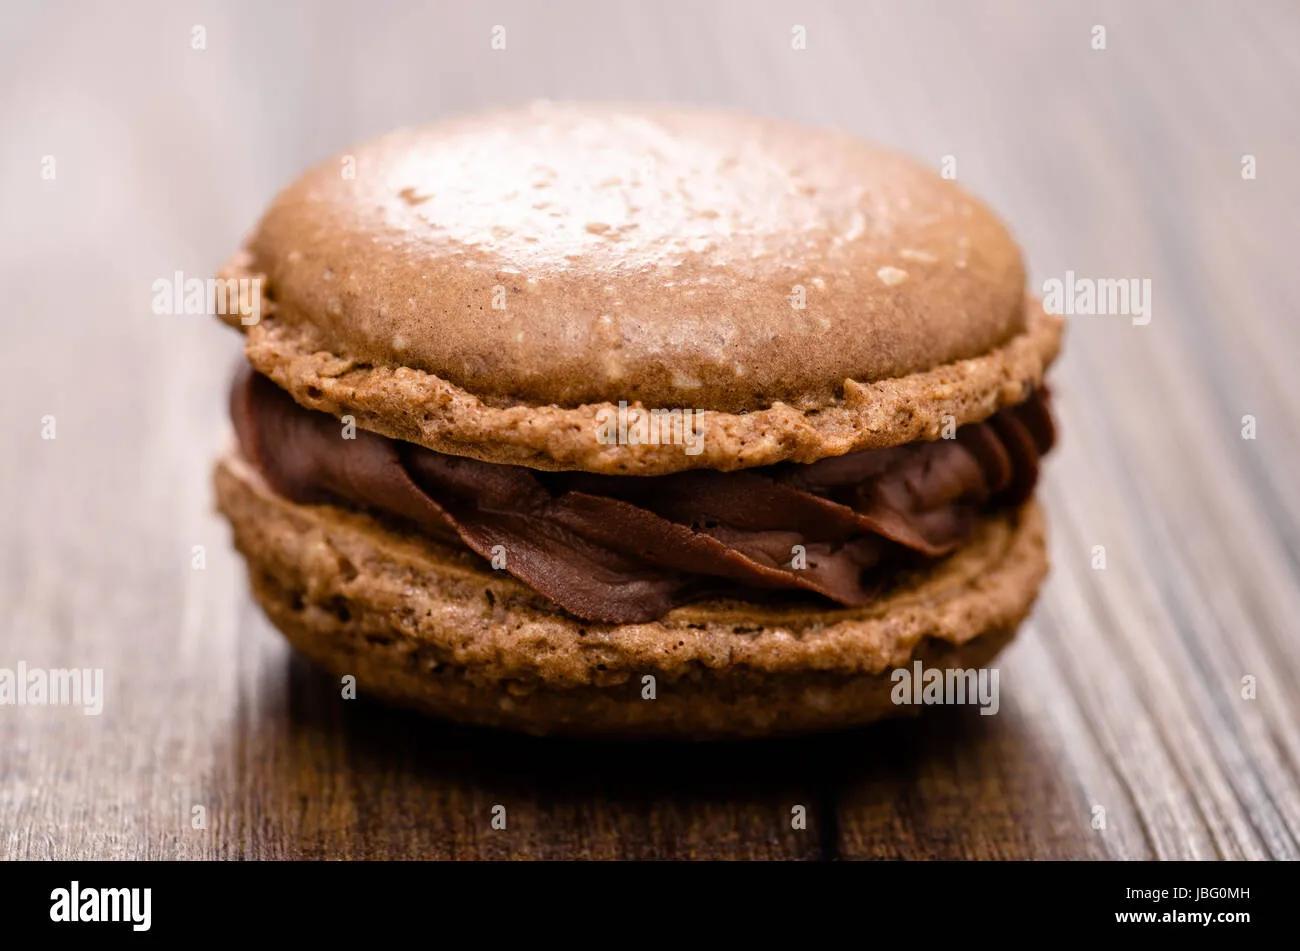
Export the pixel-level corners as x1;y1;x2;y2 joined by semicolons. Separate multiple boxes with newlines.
214;102;1062;738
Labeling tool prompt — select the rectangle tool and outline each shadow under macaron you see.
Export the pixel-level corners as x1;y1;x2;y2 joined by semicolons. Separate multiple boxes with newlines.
205;646;1068;859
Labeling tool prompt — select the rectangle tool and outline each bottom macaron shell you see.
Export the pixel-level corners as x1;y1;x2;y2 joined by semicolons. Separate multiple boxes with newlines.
214;453;1048;738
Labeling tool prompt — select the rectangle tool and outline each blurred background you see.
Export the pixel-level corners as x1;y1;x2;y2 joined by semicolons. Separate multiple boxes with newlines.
1;0;1297;859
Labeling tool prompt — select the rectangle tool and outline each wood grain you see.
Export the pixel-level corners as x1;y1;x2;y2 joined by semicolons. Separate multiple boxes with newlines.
1;0;1297;860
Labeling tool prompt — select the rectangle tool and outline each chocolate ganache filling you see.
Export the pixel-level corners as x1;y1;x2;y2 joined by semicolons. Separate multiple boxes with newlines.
231;368;1054;624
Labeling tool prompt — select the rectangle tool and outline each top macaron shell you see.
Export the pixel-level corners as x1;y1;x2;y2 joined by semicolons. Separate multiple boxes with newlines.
223;102;1062;474
239;102;1028;413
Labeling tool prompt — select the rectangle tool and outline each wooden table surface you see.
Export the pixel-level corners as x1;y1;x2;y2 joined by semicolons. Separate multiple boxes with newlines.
2;0;1298;860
